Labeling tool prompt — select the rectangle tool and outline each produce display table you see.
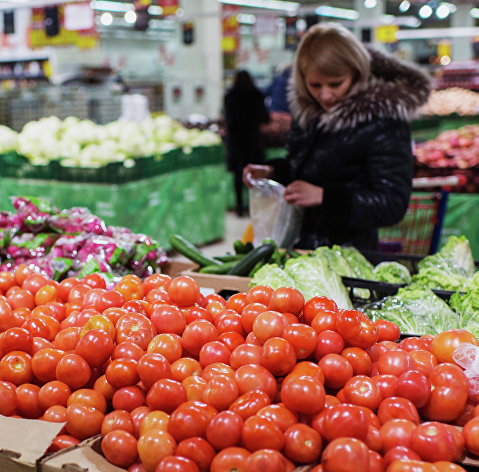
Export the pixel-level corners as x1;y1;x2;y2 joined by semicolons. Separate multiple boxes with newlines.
0;145;229;250
411;114;479;143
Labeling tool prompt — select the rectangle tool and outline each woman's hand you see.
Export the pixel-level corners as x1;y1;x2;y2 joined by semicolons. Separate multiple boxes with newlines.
284;180;324;207
243;164;274;188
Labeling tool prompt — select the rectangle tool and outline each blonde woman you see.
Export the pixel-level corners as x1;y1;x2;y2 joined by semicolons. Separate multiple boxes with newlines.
244;23;430;250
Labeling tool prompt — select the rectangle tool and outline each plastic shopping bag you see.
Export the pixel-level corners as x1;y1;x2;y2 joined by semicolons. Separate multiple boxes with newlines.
248;178;303;249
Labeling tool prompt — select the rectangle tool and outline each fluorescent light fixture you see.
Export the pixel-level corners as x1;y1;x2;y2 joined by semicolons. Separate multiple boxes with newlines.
444;2;456;13
218;0;299;13
399;0;410;12
124;9;136;23
315;6;359;21
436;4;449;19
237;13;256;24
471;7;479;19
90;0;133;12
396;26;479;40
418;4;433;19
364;0;377;8
296;17;307;32
148;5;163;15
100;11;112;25
440;55;451;65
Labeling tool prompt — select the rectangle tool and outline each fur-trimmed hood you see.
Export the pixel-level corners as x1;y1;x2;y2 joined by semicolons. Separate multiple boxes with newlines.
288;46;431;132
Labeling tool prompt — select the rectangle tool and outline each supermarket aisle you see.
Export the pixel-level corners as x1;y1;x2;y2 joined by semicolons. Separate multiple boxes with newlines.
170;211;251;261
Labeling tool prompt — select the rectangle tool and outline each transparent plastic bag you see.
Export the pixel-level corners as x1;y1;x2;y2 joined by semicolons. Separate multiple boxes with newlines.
453;342;479;395
248;178;303;249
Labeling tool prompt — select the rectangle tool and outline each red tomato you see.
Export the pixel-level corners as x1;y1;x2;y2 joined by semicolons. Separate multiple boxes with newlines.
139;410;169;436
230;343;263;369
1;327;33;354
421;363;469;423
377;349;415;377
150;304;186;336
269;287;304;315
0;350;33;385
65;403;104;439
240;303;268;333
16;383;42;418
56;353;91;390
321;437;370;472
101;409;135;436
377;397;420;425
199;341;231;368
395;369;431;409
167;276;200;307
341;347;372;376
343;375;382;410
410;421;459;463
280;375;325;416
318;353;353;390
335;309;378;350
94;375;117;402
142;273;171;294
115;275;145;302
156;456;200;472
246;285;274;306
303;296;338;324
210;447;250;472
256;404;298;432
0;380;17;416
283;423;322;464
380;418;417;452
137;352;172;390
167;401;216;442
116;313;156;351
54;326;82;351
252;311;288;344
38;381;71;410
101;430;138;469
383;446;421;467
202;374;239;411
228;388;269;419
321;403;369;442
282;323;317;360
234;364;277;400
105;358;140;388
244;449;287;472
375;319;400;342
387;460;440;472
75;329;114;368
206;410;243;450
175;436;216;472
260;337;296;377
241;415;284;452
218;331;244;353
462;416;479;455
43;404;67;425
314;330;345;359
410;350;438;376
68;388;107;413
47;435;80;453
431;329;478;365
170;357;202;382
146;379;187;413
0;299;18;332
147;333;182;363
31;348;64;383
113;341;145;361
137;430;176;472
226;292;247;314
181;319;218;356
433;462;467;472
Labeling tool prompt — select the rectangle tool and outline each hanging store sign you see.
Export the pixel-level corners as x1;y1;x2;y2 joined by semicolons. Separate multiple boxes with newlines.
222;5;240;53
159;0;179;17
374;24;399;43
30;2;98;49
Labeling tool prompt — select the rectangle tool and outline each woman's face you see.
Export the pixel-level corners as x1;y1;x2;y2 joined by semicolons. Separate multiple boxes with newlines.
304;67;354;111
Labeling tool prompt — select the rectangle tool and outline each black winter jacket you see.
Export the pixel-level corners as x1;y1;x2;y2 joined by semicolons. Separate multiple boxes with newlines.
272;48;431;250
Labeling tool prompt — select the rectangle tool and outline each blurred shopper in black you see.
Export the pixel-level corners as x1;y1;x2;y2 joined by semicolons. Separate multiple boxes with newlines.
224;70;270;217
243;23;431;250
265;62;292;113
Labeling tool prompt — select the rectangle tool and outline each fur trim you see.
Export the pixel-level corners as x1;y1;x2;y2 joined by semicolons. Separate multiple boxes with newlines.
289;46;431;132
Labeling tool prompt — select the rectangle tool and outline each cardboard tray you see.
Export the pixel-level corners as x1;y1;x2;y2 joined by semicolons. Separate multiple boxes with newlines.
0;416;123;472
181;266;252;294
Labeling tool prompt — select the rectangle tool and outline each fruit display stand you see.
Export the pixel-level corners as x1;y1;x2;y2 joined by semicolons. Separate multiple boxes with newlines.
0;145;228;251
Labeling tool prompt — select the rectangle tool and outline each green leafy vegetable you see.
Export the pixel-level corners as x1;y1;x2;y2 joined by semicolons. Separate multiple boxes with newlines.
339;246;375;280
249;263;296;290
373;261;411;285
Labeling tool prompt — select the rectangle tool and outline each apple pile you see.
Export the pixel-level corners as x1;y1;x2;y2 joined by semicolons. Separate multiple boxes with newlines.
1;265;479;472
415;125;479;169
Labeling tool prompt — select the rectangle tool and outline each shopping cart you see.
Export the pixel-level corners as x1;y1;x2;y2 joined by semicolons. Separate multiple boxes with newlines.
378;175;467;256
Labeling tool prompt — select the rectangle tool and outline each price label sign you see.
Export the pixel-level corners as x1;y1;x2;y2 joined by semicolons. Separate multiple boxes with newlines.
374;25;398;43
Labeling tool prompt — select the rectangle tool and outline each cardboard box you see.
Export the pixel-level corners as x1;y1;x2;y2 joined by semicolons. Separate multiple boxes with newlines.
0;416;123;472
161;260;197;278
181;266;252;293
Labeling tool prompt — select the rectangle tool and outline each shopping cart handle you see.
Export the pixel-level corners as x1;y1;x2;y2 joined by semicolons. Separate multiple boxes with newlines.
412;175;466;189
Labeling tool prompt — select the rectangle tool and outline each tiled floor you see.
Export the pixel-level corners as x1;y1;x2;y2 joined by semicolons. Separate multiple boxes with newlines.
170;211;251;261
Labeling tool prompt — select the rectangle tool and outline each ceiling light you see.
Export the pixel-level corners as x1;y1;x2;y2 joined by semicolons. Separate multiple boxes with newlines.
396;26;479;40
90;0;133;12
100;11;112;25
124;10;136;23
399;0;410;12
237;13;256;24
470;7;479;19
440;56;451;65
315;6;359;21
148;5;163;15
436;4;449;19
444;2;456;13
418;4;433;19
364;0;377;8
296;18;307;32
218;0;299;13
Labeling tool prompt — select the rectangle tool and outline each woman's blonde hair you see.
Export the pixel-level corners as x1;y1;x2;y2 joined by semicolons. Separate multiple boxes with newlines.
292;23;371;118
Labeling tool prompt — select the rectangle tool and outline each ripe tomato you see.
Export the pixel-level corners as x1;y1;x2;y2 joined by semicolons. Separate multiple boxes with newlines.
116;313;156;351
234;364;277;400
181;319;218;356
167;276;200;307
67;388;107;413
101;430;138;469
282;323;317;360
303;296;337;324
229;390;271;421
147;333;182;363
321;437;370;472
210;447;250;472
47;435;80;453
240;303;268;333
65;403;104;440
0;350;33;385
54;326;82;351
206;410;243;450
38;381;71;410
199;341;231;367
183;375;207;402
341;347;372;376
170;357;202;382
432;329;478;365
1;327;33;355
380;418;417;452
377;397;420;425
131;405;152;438
410;421;459;463
343;375;382;410
115;275;145;302
321;404;369;442
43;404;67;426
56;353;91;390
314;330;345;359
260;337;296;377
150;304;186;336
146;379;187;413
93;374;116;402
335;310;378;350
410;350;438;376
176;436;216;472
8;288;35;310
433;462;467;472
105;358;139;388
156;456;200;472
230;343;263;370
375;319;400;342
218;331;244;353
22;317;50;339
383;446;421;467
246;285;273;306
137;430;176;472
387;460;440;472
202;374;238;411
421;363;469;422
256;404;298;432
0;380;17;416
318;353;353;390
167;401;216;442
280;375;325;416
395;369;431;408
462;416;479;456
31;348;64;383
283;423;322;464
139;410;169;436
269;287;304;315
244;449;287;472
101;409;135;436
16;383;43;418
241;415;285;452
226;292;247;314
377;349;415;377
252;311;287;344
75;329;114;368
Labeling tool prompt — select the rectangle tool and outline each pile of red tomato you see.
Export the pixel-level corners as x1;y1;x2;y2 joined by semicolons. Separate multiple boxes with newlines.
1;263;479;472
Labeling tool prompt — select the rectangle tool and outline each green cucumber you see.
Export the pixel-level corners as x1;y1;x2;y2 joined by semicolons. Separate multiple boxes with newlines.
227;243;275;276
199;261;238;274
169;234;221;267
233;240;254;255
214;254;245;263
